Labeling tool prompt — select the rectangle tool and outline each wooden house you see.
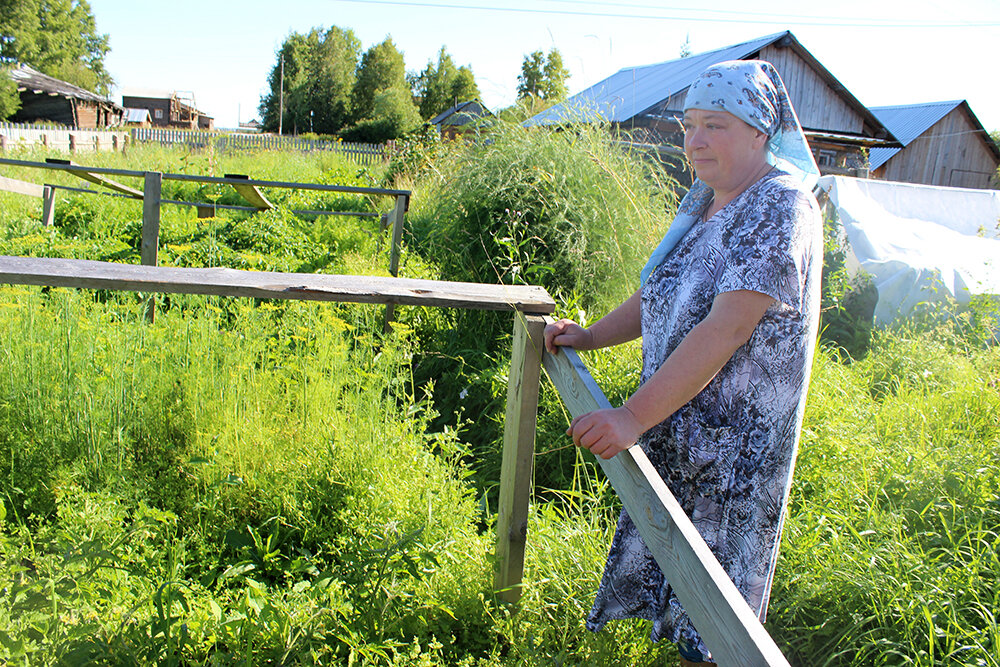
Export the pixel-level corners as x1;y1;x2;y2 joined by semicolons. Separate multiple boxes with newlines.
526;31;899;179
869;101;999;189
122;92;213;130
7;64;122;128
429;100;491;140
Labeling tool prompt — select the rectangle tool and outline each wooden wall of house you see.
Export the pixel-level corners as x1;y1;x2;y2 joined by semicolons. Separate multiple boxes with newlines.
760;45;863;135
876;106;999;189
14;93;75;126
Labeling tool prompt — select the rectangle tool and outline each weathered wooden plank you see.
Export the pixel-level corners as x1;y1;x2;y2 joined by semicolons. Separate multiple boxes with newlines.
45;158;144;198
0;174;45;198
542;341;790;667
494;313;546;603
382;194;407;330
41;185;55;227
0;256;556;313
226;174;274;210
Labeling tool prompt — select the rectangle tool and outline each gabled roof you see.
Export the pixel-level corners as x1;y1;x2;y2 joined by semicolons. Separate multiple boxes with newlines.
429;99;491;127
868;100;1000;170
7;64;119;108
525;30;891;142
525;32;787;126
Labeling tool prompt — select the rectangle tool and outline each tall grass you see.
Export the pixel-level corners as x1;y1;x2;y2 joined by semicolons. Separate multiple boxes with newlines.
2;133;1000;665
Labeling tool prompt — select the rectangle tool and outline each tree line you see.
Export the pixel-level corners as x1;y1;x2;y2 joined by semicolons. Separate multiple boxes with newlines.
1;6;570;140
0;0;111;119
257;25;569;142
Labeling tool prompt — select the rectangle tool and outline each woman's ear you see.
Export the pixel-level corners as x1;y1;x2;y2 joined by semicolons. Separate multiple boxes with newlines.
753;128;768;150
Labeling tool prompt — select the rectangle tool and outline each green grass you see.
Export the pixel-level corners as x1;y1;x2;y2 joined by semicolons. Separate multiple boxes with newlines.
1;132;999;665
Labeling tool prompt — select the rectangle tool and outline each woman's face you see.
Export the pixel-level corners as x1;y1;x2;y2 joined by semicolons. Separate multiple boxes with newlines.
682;108;768;194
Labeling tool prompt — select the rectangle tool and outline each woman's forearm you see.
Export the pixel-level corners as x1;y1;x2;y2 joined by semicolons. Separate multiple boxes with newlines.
587;288;642;349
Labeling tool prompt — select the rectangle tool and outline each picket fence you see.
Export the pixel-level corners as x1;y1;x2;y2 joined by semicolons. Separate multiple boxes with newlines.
0;122;388;165
130;128;387;165
0;122;128;153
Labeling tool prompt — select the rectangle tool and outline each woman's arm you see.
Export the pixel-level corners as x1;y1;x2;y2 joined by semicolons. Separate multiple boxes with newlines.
568;289;774;459
544;288;642;354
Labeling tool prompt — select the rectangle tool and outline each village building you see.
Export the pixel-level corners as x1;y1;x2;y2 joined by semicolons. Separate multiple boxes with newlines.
6;64;122;128
526;31;900;180
429;99;491;140
869;101;999;189
122;92;213;130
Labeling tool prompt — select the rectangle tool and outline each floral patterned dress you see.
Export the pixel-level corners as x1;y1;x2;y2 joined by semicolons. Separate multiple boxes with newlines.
585;169;823;656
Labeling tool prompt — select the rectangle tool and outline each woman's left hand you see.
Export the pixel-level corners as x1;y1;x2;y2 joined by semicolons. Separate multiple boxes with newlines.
568;407;644;460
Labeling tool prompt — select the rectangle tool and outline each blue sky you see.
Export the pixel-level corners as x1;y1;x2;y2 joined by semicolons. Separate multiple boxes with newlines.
89;0;1000;132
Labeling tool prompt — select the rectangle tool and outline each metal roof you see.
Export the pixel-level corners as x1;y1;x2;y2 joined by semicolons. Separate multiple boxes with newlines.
525;32;790;127
866;100;1000;170
429;99;491;127
7;64;119;107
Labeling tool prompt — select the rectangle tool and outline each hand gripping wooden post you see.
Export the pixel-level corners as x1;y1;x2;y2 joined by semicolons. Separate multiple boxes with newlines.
141;171;162;322
494;312;546;603
541;332;790;667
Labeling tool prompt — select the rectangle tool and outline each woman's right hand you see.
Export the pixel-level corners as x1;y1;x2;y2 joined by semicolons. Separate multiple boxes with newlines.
543;319;595;355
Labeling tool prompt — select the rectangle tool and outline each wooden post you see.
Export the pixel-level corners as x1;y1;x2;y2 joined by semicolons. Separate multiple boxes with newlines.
142;171;162;322
41;186;55;227
542;341;791;666
382;193;407;332
0;134;7;152
494;312;546;603
68;134;76;153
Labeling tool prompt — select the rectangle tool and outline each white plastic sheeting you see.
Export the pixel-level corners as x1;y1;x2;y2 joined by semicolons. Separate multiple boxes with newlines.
816;176;1000;324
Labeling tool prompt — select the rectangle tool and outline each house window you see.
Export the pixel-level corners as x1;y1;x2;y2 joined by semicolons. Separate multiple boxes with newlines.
154;109;163;119
816;149;838;167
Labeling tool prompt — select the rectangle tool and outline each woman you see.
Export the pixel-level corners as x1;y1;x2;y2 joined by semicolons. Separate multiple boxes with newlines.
543;60;822;665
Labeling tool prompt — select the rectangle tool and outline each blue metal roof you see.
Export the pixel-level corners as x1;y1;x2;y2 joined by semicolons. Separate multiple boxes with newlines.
524;32;789;127
868;101;964;170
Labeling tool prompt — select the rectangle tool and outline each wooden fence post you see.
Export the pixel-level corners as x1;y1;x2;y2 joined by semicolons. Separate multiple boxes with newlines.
142;171;161;322
41;186;55;227
0;134;7;152
494;312;546;603
382;193;407;332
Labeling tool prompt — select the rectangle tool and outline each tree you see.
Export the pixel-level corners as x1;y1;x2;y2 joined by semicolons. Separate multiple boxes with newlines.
258;26;360;135
0;65;20;119
413;47;480;120
516;48;568;103
351;37;414;124
0;0;111;95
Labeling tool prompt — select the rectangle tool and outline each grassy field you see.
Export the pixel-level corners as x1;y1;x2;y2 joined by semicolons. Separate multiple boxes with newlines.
0;132;998;666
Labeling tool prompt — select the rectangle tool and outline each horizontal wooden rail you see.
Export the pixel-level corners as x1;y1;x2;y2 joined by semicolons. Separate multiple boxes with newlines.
542;338;789;667
0;256;556;313
0;156;411;200
0;173;45;198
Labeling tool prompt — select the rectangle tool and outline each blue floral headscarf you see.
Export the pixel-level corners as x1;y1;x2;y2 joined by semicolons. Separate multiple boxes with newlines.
639;60;819;285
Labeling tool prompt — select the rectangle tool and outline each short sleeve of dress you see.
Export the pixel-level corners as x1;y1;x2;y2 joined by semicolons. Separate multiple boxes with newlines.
715;180;817;314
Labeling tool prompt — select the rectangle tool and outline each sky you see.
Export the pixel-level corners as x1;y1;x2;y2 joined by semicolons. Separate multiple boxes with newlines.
88;0;1000;132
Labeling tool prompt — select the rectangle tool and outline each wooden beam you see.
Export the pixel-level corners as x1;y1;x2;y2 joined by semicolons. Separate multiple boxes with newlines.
494;313;546;603
41;186;55;227
225;173;274;210
44;158;143;198
141;172;162;322
0;256;556;313
0;174;45;198
382;194;407;331
541;341;790;667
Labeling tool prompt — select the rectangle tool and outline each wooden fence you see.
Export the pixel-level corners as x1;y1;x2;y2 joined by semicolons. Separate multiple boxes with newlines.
0;122;387;165
0;157;408;323
129;127;387;165
0;122;129;153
